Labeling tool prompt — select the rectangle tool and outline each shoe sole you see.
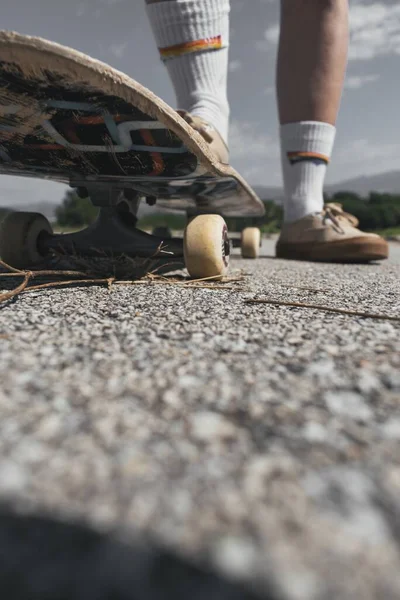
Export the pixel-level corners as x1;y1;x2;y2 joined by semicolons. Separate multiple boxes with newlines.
276;237;389;263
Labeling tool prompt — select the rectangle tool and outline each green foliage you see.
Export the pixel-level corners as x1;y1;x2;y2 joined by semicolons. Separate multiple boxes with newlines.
373;226;400;237
325;191;400;231
259;200;283;233
0;207;12;223
138;212;187;231
54;189;400;234
55;191;98;228
225;201;283;233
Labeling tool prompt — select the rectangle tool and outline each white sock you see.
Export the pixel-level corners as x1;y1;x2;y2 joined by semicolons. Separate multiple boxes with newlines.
146;0;230;144
280;121;336;223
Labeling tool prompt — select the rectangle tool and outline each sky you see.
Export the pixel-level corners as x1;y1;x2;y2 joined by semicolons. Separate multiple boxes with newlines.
1;0;400;207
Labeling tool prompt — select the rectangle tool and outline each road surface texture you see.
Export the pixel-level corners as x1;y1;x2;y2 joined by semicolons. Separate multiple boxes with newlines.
0;239;399;600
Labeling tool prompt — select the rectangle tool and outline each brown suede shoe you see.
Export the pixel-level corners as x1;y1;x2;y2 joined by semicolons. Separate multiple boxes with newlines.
177;110;229;164
276;203;389;262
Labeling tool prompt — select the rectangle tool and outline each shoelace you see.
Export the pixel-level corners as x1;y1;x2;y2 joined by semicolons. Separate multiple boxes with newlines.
322;203;359;231
177;110;214;143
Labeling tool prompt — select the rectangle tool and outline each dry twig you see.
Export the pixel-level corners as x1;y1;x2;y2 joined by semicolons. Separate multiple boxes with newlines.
0;259;88;279
0;272;31;304
0;254;245;304
21;278;113;294
245;297;400;322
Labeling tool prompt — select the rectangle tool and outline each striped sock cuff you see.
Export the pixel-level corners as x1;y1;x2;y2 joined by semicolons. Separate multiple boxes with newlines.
146;0;230;60
287;152;330;166
281;121;336;165
159;36;223;60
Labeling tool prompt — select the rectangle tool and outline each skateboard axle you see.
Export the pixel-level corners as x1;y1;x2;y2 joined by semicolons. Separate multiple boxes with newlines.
40;207;185;264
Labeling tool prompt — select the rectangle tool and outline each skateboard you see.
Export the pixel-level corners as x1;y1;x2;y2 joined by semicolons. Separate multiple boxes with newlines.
0;31;265;278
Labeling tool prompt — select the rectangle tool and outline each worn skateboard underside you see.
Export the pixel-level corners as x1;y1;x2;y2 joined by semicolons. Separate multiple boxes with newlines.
0;31;264;217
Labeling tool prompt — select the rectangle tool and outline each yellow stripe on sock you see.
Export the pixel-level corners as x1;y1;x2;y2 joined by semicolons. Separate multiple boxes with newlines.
159;36;222;60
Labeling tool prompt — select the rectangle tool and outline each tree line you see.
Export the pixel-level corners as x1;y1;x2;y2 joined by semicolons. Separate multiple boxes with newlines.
224;191;400;234
1;190;400;234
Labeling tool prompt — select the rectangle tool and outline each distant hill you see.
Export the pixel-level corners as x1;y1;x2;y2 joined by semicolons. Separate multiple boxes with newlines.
253;185;283;202
254;170;400;202
327;170;400;196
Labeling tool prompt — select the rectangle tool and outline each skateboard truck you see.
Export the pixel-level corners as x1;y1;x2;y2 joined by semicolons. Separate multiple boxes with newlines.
37;185;185;271
0;183;231;278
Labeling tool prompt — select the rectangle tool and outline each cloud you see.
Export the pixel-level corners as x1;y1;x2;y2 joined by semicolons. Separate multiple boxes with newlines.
264;24;279;44
76;3;86;17
255;24;279;51
109;42;129;59
263;85;275;96
95;0;127;19
344;74;380;89
228;60;242;73
230;120;278;160
349;3;400;60
328;137;400;182
229;120;280;184
0;176;67;210
335;138;400;164
231;1;245;11
257;2;400;60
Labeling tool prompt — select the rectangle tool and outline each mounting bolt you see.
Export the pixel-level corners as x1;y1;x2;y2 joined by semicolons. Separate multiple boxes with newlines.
76;187;88;199
124;189;136;201
146;196;157;206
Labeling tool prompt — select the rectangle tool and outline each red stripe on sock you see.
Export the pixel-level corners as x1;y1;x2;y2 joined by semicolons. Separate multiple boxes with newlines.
159;36;222;59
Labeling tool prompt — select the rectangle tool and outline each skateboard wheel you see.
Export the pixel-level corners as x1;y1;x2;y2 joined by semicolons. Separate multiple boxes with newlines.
152;226;172;239
183;214;230;279
241;227;261;259
0;211;53;268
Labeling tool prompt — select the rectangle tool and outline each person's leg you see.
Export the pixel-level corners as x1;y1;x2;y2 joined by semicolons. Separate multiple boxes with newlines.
276;0;388;261
145;0;230;160
278;0;348;224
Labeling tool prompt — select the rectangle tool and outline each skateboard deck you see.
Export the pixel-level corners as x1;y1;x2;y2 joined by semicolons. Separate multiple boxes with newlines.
0;31;264;218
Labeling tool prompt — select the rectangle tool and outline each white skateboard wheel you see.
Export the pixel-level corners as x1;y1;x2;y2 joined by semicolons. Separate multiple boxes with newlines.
183;214;230;279
241;227;261;259
0;211;53;268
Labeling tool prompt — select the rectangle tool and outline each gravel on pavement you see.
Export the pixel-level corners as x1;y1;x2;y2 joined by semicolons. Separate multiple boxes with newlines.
0;239;399;600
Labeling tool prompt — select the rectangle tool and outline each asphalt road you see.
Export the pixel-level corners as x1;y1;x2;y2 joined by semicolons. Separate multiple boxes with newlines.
0;239;400;599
